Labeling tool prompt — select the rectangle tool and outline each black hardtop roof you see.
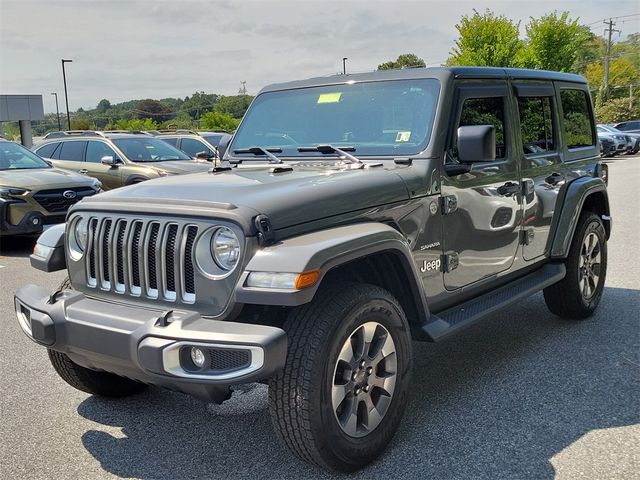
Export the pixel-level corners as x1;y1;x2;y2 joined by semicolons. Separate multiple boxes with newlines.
260;67;587;94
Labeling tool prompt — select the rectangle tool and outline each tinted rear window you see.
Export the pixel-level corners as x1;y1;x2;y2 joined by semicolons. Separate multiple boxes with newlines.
58;141;87;161
36;142;60;159
560;89;595;149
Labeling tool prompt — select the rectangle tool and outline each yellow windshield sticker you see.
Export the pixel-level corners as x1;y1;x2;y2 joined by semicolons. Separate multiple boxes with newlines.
396;131;411;142
317;92;342;104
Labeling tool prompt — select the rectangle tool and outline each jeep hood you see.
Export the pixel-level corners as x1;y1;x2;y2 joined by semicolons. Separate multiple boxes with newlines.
85;164;411;230
0;167;96;190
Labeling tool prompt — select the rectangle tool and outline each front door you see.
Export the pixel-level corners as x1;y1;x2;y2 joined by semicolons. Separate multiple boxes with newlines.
441;82;522;290
84;140;123;190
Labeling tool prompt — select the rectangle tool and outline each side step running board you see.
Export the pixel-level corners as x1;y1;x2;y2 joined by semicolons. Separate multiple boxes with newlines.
423;263;566;341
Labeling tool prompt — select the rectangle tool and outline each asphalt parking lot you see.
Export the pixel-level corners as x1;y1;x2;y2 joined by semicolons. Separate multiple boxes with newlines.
0;156;638;480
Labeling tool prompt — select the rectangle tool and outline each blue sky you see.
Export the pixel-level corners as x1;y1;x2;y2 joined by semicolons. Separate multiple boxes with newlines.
0;0;638;112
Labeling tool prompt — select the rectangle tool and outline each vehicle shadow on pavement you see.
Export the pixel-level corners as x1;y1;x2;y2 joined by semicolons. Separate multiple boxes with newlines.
0;234;38;258
77;287;640;479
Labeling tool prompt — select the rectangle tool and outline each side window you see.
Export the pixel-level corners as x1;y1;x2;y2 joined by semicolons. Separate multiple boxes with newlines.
35;142;60;159
458;97;506;159
86;141;116;163
180;138;210;157
517;96;556;154
57;141;87;161
560;89;595;149
160;137;178;147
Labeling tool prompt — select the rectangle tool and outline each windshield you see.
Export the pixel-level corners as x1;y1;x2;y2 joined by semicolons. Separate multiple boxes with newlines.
231;79;440;157
0;141;52;170
202;134;225;146
598;125;619;134
112;137;192;162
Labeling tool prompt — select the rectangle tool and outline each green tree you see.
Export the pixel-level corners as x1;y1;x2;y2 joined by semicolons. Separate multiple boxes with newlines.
214;95;253;119
521;12;592;72
110;118;159;131
181;92;218;119
595;98;640;124
135;99;172;122
585;58;640;95
377;53;426;70
70;118;91;130
447;9;525;67
2;122;21;141
200;111;239;131
96;99;111;113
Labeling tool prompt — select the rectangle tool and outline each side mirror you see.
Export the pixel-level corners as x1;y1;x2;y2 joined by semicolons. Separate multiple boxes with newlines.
457;125;496;163
195;151;210;160
101;155;118;166
217;135;232;159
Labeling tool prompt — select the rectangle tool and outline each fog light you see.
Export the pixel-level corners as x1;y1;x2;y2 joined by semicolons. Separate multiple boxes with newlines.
190;347;206;368
32;217;40;225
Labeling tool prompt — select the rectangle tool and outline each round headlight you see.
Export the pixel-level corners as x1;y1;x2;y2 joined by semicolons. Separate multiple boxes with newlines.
211;227;240;271
74;217;89;252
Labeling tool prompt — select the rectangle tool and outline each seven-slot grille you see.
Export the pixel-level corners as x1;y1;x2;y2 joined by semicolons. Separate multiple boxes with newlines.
84;217;198;303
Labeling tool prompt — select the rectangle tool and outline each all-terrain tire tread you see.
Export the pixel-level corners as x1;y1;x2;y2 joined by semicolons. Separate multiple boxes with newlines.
268;282;404;471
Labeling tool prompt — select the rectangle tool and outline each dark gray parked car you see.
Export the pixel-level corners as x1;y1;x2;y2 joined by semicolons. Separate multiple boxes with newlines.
16;67;610;472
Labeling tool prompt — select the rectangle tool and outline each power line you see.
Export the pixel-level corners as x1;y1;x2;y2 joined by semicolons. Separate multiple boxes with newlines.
586;13;640;26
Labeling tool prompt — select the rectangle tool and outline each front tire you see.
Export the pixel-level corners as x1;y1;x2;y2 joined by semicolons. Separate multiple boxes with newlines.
544;211;607;319
268;283;412;472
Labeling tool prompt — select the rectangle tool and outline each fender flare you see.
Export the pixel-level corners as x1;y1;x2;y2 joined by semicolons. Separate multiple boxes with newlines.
235;222;429;320
549;176;610;258
30;223;66;272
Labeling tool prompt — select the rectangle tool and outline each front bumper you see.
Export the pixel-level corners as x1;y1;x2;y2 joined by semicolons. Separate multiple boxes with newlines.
0;200;59;236
15;284;287;403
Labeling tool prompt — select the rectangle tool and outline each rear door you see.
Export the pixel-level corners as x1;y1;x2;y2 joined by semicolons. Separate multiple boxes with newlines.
85;140;123;189
513;82;565;261
52;140;87;172
441;82;522;289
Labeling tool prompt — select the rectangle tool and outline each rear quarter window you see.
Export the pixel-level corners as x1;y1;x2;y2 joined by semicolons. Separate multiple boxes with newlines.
36;142;60;159
560;89;595;149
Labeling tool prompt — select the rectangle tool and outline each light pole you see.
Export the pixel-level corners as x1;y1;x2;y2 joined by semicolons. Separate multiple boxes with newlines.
61;59;73;130
342;57;348;75
51;92;61;131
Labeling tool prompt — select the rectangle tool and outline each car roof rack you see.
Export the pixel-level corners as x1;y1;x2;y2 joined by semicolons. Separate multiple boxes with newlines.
43;130;105;139
100;130;151;136
152;129;199;136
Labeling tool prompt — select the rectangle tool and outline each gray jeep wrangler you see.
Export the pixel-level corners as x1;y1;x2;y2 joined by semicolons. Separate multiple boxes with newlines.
15;67;610;472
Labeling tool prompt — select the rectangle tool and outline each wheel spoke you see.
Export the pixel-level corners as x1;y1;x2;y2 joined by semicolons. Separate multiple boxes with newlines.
582;276;590;297
337;337;356;366
363;404;384;432
332;383;350;409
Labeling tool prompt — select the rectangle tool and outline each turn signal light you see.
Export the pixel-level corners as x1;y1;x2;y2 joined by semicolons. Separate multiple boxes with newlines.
294;270;321;289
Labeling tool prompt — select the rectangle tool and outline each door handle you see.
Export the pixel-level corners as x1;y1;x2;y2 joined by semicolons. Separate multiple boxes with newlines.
78;169;89;174
497;181;520;196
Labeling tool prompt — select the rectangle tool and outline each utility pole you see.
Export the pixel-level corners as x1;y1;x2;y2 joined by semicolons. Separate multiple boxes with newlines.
342;57;348;75
61;59;73;130
51;92;61;130
602;19;620;102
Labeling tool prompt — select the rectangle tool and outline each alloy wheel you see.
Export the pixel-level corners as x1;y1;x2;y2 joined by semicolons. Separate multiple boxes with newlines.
331;321;397;438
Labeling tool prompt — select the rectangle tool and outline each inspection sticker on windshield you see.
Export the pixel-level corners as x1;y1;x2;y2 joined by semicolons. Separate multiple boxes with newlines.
396;131;411;142
317;92;342;104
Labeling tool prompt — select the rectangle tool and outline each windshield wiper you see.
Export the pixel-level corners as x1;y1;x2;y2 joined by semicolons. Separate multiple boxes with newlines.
297;145;362;165
233;147;283;164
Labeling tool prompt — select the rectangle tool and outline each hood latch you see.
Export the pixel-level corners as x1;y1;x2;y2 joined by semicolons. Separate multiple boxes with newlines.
254;214;276;245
